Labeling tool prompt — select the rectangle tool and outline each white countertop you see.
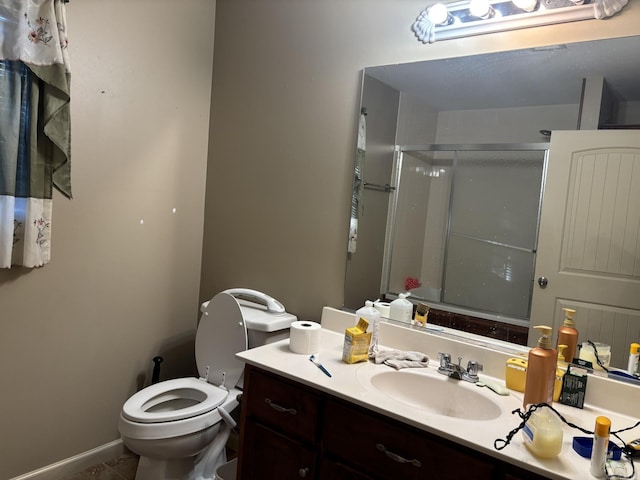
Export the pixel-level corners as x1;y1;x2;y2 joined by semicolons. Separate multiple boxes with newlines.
237;310;640;480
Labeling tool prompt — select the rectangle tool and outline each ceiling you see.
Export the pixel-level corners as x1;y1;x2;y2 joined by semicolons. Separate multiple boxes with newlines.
364;35;640;111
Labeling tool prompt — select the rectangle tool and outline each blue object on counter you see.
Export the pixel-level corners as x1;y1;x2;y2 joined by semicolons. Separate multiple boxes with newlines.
573;437;622;460
309;354;332;378
607;370;640;385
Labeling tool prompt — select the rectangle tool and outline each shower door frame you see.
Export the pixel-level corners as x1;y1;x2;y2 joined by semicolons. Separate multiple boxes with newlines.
382;143;549;325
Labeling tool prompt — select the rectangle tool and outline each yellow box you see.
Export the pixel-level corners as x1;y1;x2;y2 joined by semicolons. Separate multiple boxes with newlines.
505;357;527;392
413;302;430;328
342;318;372;364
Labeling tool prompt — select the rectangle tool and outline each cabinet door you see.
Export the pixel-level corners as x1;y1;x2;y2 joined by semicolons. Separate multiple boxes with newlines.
243;366;321;443
324;399;495;480
240;421;316;480
319;457;375;480
502;464;549;480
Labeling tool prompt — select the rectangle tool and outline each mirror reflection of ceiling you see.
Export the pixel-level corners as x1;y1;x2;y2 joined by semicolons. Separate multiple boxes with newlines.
365;35;640;111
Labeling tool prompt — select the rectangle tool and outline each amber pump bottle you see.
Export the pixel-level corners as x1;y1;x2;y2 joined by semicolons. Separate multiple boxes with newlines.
557;308;578;363
523;326;557;407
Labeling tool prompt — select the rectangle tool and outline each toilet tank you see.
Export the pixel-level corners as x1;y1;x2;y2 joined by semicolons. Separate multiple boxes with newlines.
200;289;297;349
237;297;297;348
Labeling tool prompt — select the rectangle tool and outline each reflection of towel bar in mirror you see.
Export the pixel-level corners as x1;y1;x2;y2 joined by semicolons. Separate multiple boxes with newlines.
451;232;536;254
364;182;395;192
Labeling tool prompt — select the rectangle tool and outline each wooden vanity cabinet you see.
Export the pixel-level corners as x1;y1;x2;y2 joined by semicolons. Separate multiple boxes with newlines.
323;399;495;480
237;366;321;479
237;365;547;480
319;458;376;480
241;421;316;479
501;465;553;480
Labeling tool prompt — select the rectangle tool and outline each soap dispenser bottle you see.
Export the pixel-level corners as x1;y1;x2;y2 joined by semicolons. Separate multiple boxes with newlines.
356;300;381;359
523;326;557;407
557;307;578;363
553;345;568;402
389;293;413;324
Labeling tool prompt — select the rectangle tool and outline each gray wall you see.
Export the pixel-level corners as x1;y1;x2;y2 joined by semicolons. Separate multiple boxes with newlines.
200;0;640;322
1;0;639;477
0;1;215;477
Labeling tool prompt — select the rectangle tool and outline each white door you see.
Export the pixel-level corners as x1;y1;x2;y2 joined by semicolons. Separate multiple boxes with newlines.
529;130;640;368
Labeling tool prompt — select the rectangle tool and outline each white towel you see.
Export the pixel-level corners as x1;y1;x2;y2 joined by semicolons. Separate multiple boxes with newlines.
374;349;430;370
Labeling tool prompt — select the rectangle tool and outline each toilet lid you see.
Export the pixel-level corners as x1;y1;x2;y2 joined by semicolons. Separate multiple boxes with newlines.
122;377;228;423
195;292;248;389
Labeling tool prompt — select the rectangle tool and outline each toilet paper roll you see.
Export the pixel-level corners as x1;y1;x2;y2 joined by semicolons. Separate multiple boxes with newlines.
373;301;391;318
289;321;322;354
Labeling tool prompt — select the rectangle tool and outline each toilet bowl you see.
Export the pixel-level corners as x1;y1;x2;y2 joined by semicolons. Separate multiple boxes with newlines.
119;289;296;480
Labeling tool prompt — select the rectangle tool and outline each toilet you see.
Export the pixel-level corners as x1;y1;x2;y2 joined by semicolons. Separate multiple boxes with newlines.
119;289;296;480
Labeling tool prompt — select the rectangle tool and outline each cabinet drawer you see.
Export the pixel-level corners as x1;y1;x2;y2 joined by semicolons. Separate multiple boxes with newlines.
240;421;316;480
243;366;320;443
324;400;495;480
320;457;375;480
502;464;549;480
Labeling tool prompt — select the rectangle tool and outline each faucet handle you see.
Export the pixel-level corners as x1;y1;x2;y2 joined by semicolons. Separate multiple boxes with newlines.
466;360;483;377
438;352;451;367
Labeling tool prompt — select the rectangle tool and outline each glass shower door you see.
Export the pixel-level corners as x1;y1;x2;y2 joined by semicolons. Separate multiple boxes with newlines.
442;149;546;319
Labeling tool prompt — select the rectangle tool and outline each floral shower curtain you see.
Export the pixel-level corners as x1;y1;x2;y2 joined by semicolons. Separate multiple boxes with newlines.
0;0;71;268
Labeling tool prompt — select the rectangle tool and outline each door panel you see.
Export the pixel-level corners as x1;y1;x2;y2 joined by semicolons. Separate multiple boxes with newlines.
530;130;640;368
562;149;640;276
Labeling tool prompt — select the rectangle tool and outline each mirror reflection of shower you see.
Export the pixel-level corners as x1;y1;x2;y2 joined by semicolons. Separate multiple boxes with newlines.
383;145;547;325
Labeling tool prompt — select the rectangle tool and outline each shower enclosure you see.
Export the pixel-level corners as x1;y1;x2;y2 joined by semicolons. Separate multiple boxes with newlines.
383;144;548;324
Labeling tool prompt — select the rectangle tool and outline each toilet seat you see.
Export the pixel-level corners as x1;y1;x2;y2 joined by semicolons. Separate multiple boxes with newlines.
122;378;228;423
118;290;294;478
195;292;248;390
122;292;248;426
119;387;241;441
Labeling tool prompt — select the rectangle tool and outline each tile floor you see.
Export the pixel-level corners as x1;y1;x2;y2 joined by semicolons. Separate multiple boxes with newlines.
63;452;139;480
62;448;237;480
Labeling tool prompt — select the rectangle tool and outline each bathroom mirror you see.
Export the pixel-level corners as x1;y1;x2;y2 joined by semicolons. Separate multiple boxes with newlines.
344;35;640;370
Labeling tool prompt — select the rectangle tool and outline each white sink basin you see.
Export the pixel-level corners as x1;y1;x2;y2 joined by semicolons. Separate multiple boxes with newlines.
361;368;503;421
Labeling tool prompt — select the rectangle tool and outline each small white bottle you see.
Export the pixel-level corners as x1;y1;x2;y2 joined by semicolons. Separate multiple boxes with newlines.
356;300;381;359
389;293;413;324
590;416;611;478
628;343;640;375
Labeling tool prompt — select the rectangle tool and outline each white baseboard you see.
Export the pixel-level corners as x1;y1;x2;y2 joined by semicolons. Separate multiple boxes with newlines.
9;439;126;480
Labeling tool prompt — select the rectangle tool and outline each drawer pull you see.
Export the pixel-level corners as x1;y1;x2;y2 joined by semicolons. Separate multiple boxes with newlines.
264;398;297;415
298;467;310;477
376;443;422;468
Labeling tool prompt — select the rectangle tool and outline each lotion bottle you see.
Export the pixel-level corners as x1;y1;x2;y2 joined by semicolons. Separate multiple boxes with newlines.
553;345;568;402
522;408;563;458
589;416;611;478
557;307;578;363
628;343;640;375
523;326;557;408
389;292;413;324
356;300;381;359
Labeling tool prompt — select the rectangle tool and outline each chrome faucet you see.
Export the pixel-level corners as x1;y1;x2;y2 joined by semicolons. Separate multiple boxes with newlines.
437;353;483;383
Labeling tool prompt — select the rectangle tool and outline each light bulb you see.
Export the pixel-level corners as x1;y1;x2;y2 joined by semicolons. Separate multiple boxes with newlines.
427;3;450;25
512;0;538;11
470;0;493;18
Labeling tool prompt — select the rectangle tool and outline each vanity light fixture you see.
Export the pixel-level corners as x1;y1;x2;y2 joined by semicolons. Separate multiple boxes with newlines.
469;0;496;19
511;0;538;12
427;3;456;25
412;0;629;44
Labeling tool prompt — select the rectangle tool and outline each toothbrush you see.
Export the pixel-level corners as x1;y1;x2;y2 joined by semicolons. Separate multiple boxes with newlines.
309;355;332;378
